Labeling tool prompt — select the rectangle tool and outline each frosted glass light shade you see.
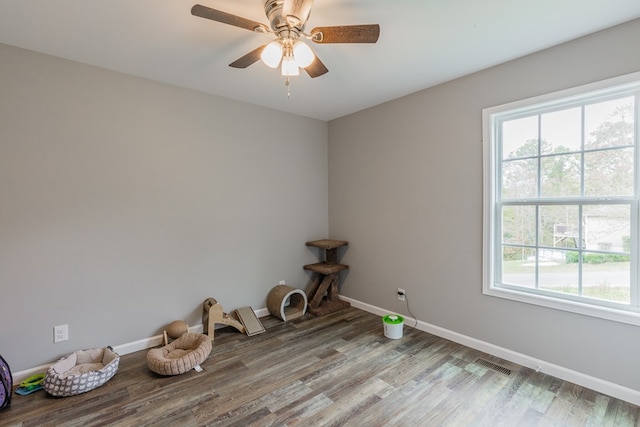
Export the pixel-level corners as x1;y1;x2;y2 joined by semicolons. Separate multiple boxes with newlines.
281;56;300;76
292;41;314;68
261;41;283;68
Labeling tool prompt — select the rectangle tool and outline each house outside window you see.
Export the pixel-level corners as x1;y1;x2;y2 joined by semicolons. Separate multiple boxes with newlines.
482;72;640;325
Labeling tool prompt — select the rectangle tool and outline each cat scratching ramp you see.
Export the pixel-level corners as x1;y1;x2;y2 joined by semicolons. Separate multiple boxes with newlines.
235;307;265;336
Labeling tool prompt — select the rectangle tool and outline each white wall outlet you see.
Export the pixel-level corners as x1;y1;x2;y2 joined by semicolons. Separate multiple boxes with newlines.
54;324;69;343
279;280;286;285
397;288;406;302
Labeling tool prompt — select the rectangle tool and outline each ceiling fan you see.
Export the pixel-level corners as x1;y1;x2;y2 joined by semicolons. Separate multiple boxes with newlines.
191;0;380;79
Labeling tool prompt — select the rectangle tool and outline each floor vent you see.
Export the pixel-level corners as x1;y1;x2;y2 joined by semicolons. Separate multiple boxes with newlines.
474;358;512;376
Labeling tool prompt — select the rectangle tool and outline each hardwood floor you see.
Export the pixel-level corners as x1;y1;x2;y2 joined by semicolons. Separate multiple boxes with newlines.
3;307;639;426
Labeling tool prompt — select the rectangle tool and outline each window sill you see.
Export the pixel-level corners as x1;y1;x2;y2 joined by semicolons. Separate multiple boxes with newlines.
483;285;640;326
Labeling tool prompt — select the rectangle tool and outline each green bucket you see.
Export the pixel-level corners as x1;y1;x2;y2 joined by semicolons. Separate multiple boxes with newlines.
383;314;404;339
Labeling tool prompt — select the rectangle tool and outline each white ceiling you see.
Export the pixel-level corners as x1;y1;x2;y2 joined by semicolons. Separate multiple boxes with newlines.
1;0;640;121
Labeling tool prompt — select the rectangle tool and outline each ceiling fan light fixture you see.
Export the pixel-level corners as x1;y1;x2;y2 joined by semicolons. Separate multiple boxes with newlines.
281;55;300;76
292;41;314;68
260;41;283;68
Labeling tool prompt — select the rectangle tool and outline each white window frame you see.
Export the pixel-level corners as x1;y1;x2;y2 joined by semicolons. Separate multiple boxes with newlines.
482;71;640;326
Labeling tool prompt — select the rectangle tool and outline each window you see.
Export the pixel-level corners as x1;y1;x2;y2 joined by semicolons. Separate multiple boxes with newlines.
483;72;640;325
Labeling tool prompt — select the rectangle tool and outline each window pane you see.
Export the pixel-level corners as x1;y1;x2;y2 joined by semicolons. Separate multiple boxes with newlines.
540;153;581;197
584;148;633;196
541;107;582;153
502;246;536;288
539;250;579;295
502;205;536;245
502;116;538;159
502;158;537;199
583;204;631;253
539;205;579;248
582;252;630;304
585;97;635;149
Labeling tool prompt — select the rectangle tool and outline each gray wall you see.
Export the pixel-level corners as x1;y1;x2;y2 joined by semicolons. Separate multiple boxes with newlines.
0;43;328;371
328;19;640;390
3;17;639;392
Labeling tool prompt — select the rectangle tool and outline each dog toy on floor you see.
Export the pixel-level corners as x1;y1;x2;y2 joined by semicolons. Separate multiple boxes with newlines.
15;373;45;395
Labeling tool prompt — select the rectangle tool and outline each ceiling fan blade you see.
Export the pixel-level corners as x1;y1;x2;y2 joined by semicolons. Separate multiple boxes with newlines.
191;4;268;32
282;0;314;27
304;55;328;78
229;45;266;68
310;24;380;43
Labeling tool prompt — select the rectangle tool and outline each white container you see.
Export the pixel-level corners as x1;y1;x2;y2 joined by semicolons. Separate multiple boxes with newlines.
383;314;404;339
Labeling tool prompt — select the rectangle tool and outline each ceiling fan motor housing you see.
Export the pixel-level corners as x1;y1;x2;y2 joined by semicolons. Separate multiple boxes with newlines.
265;0;307;32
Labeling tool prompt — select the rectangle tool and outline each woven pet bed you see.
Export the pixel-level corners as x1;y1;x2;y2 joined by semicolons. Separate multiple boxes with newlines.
43;347;120;397
146;332;212;376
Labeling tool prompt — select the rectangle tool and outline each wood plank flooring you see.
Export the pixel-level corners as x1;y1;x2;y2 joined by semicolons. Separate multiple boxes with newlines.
3;307;639;426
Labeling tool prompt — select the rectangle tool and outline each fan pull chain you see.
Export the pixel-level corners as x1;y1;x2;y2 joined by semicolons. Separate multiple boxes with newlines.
285;77;291;98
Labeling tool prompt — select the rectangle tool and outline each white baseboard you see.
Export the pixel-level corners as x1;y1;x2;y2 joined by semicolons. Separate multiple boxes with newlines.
13;310;265;385
340;295;640;406
14;301;639;406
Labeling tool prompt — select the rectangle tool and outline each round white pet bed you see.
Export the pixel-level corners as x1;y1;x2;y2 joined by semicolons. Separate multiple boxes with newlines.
43;347;120;397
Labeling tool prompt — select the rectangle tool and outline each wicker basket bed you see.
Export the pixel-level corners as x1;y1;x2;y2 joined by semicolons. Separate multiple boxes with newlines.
146;332;212;376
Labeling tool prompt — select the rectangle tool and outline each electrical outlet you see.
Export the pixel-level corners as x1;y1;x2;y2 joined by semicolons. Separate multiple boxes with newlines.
54;324;69;343
397;288;406;302
279;280;286;285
